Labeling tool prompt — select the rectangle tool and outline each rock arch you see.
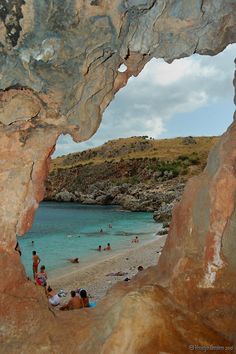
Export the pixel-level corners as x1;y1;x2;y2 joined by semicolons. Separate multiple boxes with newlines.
0;1;235;352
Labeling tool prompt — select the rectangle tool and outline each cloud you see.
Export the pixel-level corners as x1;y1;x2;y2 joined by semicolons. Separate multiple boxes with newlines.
54;44;236;157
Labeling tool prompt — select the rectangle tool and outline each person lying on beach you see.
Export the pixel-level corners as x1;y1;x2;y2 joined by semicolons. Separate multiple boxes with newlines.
97;245;102;251
46;286;61;306
132;236;139;243
67;258;79;263
35;265;47;287
60;290;87;311
106;271;128;276
104;243;111;251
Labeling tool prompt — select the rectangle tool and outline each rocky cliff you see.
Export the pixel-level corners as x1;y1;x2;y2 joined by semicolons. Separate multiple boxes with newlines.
46;136;218;221
0;1;235;353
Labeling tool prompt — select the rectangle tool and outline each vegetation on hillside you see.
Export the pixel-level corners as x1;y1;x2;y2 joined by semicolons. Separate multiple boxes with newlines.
51;136;219;180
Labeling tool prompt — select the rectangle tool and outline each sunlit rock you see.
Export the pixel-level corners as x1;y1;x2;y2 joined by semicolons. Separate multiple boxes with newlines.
0;0;235;352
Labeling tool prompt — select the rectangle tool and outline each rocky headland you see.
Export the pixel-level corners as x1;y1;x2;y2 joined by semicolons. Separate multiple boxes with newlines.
45;135;219;222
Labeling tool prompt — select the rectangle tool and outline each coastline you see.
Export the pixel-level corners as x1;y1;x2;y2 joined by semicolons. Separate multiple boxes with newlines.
49;235;167;304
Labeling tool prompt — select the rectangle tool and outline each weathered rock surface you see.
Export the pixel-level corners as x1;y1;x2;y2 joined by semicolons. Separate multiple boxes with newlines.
50;179;184;215
0;0;235;353
157;117;236;341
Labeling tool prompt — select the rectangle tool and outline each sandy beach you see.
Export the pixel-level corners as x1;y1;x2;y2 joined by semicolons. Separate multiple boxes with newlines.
48;235;167;305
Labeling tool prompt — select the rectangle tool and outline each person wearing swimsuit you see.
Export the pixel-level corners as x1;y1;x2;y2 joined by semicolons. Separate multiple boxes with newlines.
32;250;40;278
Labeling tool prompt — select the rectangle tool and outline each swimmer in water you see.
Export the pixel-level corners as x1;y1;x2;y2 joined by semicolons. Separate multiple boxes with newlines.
104;243;111;251
67;258;80;263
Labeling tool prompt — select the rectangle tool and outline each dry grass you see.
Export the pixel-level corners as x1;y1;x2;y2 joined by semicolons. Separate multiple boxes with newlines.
51;136;220;171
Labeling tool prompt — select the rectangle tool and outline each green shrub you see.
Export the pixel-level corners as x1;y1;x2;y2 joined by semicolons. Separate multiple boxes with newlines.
189;157;200;165
178;155;189;161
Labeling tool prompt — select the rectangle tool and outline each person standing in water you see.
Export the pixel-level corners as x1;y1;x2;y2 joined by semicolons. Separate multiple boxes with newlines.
132;236;139;243
104;243;111;251
32;251;40;278
97;245;102;251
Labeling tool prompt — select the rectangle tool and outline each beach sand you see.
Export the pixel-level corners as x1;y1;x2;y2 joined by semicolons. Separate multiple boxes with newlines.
49;235;167;305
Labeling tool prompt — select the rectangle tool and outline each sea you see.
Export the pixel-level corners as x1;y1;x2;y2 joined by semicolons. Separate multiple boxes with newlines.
18;202;161;278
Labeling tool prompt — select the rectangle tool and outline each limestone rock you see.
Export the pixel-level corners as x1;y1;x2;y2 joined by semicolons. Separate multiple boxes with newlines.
0;0;235;352
55;190;76;202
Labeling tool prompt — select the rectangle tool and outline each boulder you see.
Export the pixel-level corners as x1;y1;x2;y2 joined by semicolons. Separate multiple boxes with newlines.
55;190;76;202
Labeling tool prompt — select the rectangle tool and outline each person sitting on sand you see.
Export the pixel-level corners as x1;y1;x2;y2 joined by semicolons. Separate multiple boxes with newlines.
97;245;102;251
67;257;79;263
60;290;83;311
35;265;47;287
75;288;89;308
104;243;111;251
32;250;40;278
132;236;139;243
46;286;61;306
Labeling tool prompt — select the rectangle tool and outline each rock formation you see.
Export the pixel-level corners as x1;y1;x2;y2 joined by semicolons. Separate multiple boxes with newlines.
0;0;235;353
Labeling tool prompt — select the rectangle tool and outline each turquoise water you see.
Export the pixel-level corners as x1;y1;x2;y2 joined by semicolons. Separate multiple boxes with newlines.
18;202;161;278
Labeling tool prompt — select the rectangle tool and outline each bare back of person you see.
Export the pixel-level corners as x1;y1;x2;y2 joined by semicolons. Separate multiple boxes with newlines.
69;296;82;310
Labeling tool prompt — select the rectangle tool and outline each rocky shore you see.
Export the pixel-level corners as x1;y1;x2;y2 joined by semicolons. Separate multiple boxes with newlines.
46;178;185;222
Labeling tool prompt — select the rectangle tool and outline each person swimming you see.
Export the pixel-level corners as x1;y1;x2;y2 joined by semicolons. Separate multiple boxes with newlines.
67;258;79;263
104;243;111;251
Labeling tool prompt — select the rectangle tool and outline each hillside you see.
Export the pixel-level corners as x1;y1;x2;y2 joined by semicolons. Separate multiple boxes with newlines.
46;135;219;221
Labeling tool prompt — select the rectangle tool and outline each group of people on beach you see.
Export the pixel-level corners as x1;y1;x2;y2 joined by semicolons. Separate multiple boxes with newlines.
32;250;91;310
46;286;90;310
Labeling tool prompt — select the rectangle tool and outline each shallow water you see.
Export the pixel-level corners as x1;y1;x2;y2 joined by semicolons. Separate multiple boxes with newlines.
18;202;161;277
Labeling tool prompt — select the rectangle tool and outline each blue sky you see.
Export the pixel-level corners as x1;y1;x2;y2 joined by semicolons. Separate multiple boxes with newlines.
54;44;235;156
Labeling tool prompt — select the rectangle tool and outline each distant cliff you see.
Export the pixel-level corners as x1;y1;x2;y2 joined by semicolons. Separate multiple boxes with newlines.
45;136;219;222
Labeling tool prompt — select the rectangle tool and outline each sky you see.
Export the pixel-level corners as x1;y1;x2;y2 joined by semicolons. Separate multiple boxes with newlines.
54;44;236;157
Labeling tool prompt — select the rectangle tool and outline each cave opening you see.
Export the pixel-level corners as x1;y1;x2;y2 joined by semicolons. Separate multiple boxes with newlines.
1;0;235;351
16;44;236;310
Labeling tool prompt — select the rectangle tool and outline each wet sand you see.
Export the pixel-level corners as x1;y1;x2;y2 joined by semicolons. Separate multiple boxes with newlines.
48;235;167;304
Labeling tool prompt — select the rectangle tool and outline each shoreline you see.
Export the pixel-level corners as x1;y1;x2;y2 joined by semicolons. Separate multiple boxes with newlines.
48;232;159;278
49;235;167;304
